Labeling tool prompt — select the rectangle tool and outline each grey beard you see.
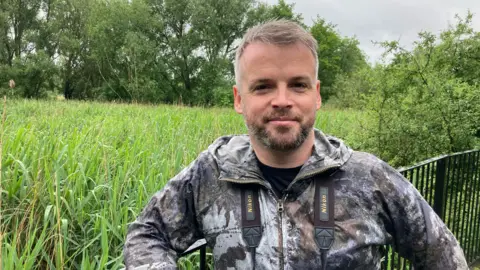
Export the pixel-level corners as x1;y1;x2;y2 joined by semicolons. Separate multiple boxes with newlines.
249;123;311;152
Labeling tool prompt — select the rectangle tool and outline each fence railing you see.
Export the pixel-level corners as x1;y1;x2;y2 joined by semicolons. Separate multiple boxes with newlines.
180;149;480;269
384;149;480;269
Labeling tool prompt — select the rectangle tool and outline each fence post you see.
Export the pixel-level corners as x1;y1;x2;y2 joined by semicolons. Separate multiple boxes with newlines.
433;158;447;219
200;245;206;270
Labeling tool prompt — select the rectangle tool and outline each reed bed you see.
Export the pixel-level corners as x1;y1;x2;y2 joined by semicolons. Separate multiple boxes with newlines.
0;99;366;269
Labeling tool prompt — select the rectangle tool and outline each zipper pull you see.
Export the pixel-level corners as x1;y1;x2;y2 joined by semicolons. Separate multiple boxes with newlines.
277;201;284;214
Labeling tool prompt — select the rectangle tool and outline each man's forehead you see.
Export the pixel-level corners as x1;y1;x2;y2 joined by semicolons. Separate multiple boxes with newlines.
241;41;312;60
239;42;316;82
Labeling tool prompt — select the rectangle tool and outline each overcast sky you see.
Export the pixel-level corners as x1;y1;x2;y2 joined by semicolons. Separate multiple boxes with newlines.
262;0;480;64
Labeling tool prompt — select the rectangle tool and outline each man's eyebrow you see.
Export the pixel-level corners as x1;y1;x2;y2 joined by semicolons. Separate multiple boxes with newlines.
249;78;273;85
289;76;311;82
247;78;275;90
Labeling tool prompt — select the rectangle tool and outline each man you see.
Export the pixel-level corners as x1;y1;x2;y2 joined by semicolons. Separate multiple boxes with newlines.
124;20;468;269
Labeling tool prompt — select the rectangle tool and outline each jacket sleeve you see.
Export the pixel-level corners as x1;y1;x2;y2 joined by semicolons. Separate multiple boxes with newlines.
123;153;212;270
374;160;469;270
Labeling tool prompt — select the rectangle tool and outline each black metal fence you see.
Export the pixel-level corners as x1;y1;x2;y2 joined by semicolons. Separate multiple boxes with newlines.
181;149;480;269
383;149;480;269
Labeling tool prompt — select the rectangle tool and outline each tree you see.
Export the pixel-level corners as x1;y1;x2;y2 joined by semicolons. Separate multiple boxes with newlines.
357;13;480;166
0;0;365;106
88;0;159;101
267;0;303;24
310;17;366;101
0;0;42;66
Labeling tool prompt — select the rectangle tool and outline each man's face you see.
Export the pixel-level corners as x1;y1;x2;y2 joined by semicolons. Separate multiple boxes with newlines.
233;42;321;152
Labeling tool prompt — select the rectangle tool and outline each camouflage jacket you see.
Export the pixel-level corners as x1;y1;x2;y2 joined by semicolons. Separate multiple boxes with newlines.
124;129;468;269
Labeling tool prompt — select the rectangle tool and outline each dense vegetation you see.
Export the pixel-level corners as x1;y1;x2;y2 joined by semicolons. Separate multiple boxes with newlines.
0;0;365;105
0;100;365;269
331;13;480;166
0;0;478;166
0;0;479;269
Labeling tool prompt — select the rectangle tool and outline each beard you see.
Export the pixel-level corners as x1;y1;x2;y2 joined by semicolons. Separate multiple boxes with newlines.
245;108;315;152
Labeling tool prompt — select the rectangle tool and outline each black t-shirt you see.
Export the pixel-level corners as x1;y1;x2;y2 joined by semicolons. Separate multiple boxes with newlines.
257;160;302;199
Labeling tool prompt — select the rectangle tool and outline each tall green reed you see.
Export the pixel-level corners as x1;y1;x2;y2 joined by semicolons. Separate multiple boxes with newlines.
1;99;365;269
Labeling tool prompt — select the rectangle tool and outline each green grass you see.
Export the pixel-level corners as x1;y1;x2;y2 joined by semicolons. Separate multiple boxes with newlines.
0;99;367;269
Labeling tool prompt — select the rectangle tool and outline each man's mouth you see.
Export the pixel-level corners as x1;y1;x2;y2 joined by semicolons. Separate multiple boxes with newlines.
269;117;295;121
267;117;298;126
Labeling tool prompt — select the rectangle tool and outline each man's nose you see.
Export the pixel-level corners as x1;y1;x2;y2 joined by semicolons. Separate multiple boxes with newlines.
271;86;292;108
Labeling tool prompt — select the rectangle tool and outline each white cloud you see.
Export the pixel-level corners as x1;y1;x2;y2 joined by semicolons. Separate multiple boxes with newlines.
262;0;480;63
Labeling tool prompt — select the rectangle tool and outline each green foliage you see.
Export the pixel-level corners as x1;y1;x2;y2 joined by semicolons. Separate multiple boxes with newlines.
178;250;214;270
265;0;304;23
0;99;366;269
0;0;366;107
328;66;375;109
310;17;367;101
15;51;57;98
212;86;234;107
333;12;480;167
362;69;479;167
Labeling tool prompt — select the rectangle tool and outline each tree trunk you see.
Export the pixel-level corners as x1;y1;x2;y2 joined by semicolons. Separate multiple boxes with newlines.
64;79;73;99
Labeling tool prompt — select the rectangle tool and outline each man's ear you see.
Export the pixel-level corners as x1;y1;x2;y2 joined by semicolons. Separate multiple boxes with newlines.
316;80;322;110
233;85;243;114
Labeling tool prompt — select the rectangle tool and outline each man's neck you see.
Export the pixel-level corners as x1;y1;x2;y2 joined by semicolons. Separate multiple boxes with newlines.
251;131;315;168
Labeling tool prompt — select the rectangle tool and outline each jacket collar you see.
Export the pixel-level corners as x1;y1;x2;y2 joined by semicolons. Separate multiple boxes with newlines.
209;128;352;184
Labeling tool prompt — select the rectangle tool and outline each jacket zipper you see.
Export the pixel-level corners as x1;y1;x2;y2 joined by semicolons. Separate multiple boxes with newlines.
219;164;341;269
277;199;284;270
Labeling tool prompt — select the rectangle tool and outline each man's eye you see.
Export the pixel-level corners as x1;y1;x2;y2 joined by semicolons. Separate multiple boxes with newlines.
291;83;308;89
253;84;270;91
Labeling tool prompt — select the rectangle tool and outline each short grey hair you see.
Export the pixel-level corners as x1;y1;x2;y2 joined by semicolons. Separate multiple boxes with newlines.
234;19;319;86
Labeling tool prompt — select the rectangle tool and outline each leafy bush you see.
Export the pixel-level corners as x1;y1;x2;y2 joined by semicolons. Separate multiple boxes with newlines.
329;13;480;167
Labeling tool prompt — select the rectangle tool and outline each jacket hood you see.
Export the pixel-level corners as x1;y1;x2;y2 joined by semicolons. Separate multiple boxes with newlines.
207;128;353;183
